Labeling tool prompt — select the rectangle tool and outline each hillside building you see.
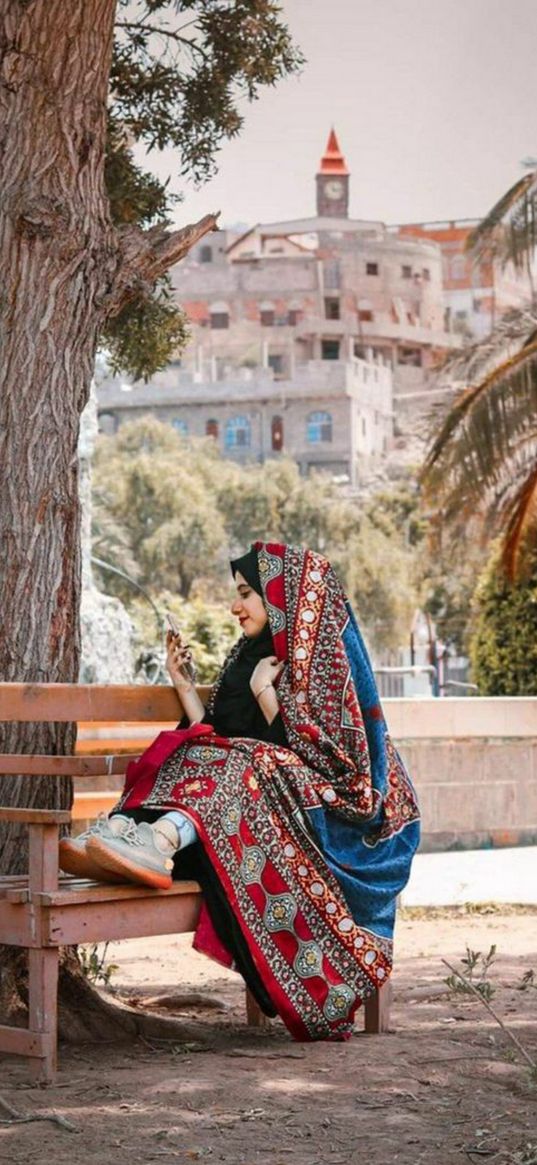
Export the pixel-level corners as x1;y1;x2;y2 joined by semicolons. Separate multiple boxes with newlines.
98;132;531;478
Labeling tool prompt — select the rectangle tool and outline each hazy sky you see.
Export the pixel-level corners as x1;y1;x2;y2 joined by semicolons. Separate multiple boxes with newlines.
137;0;537;230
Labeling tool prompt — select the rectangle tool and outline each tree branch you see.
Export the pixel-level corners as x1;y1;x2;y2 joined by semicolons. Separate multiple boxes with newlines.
116;20;208;60
106;211;220;316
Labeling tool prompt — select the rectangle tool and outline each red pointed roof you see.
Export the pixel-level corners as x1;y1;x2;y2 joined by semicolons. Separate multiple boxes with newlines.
318;128;349;175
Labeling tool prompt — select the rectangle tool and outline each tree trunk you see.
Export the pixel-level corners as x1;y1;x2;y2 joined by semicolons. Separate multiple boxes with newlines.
0;0;118;873
0;1;216;1027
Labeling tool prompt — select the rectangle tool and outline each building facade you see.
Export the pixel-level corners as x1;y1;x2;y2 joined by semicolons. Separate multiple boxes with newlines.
397;219;533;340
97;356;393;485
98;132;532;473
168;131;459;423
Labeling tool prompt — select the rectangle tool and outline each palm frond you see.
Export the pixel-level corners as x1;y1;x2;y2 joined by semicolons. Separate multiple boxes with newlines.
423;336;537;480
466;171;537;270
437;305;537;386
422;344;537;575
500;461;537;578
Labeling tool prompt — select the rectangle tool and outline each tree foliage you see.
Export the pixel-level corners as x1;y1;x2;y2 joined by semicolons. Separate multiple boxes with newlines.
102;1;304;377
92;418;419;653
470;548;537;695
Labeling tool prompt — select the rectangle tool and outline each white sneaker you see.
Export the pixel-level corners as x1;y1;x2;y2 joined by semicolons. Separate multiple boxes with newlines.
86;820;175;890
59;815;130;882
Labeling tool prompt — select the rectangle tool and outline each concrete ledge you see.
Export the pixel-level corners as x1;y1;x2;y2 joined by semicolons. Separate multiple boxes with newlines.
384;697;537;738
420;827;537;853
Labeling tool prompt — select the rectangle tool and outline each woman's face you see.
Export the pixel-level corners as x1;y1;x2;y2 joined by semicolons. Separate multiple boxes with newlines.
230;570;268;637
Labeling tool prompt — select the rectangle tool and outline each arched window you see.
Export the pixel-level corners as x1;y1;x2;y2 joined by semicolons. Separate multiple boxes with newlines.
307;411;332;444
225;415;251;449
206;418;219;439
171;418;188;435
271;415;284;452
210;300;230;329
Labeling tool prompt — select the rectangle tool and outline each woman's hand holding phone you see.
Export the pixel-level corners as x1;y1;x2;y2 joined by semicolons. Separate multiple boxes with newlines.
165;615;197;689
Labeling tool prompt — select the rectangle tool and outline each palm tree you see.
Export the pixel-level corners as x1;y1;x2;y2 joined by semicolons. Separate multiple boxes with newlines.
421;174;537;579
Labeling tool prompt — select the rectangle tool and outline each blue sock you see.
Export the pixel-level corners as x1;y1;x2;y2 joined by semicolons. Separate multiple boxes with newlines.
161;810;198;851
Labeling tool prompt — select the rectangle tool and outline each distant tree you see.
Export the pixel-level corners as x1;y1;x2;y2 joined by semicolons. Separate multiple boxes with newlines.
92;419;421;654
470;549;537;694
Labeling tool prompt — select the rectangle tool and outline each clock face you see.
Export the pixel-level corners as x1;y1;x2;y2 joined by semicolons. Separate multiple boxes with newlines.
325;179;344;200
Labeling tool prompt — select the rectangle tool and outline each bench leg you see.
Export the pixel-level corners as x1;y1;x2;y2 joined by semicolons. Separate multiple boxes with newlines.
364;980;392;1033
245;988;271;1029
28;948;59;1084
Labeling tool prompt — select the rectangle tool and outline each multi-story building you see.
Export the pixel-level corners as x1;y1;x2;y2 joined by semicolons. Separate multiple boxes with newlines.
97;355;393;485
169;131;459;409
397;219;533;340
97;131;477;477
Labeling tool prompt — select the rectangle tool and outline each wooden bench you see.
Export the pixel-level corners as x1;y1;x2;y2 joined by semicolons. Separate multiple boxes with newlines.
0;682;392;1083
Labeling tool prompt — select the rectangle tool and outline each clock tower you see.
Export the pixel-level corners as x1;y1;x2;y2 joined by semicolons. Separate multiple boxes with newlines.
316;128;350;218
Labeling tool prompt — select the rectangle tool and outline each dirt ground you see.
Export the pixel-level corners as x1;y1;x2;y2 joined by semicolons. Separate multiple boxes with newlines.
1;907;536;1165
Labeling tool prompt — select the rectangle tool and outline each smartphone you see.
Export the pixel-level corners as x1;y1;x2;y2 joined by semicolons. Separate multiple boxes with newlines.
166;612;181;638
165;612;196;681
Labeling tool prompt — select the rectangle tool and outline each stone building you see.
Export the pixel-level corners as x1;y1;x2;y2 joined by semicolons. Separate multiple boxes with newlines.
97;131;467;475
97;355;393;485
398;218;533;340
169;130;459;412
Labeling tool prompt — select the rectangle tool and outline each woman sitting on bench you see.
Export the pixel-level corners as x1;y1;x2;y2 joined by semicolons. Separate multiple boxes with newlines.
60;541;420;1041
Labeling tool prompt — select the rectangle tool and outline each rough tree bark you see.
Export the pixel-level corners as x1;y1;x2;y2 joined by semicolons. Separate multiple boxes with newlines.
0;0;217;1027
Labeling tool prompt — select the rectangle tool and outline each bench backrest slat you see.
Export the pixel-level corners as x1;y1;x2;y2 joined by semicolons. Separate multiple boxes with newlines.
0;755;133;776
0;683;210;722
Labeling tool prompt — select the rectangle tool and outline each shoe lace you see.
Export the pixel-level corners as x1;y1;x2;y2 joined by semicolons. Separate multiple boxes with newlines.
121;819;146;847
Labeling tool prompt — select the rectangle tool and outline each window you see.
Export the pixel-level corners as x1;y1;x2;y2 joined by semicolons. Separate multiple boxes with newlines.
199;245;212;263
268;354;284;377
397;347;422;367
206;418;219;439
366;262;379;276
401;265;412;279
98;412;117;435
321;339;340;360
288;308;300;326
210;301;229;329
259;300;275;327
271;415;284;452
307;411;332;444
171;418;188;435
324;297;340;320
451;257;466;281
358;309;373;322
210;312;229;330
225;415;251;448
323;260;341;290
422;267;430;281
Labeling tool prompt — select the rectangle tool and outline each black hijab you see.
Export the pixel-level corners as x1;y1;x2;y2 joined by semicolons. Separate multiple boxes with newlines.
209;549;274;737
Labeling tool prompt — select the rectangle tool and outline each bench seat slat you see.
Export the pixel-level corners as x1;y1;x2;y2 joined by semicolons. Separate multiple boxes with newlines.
4;879;202;905
0;807;71;824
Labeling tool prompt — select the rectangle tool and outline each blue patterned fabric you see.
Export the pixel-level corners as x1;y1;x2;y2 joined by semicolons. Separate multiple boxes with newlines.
307;602;420;939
